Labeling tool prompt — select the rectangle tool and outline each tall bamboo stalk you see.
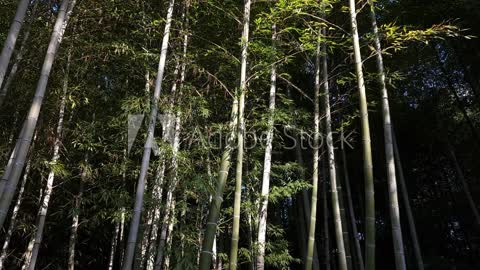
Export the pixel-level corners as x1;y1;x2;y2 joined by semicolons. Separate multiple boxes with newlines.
321;27;348;270
367;2;406;269
121;0;175;268
229;1;251;269
198;79;239;270
348;0;375;268
27;40;73;270
256;23;277;270
305;31;322;270
135;70;156;270
0;0;41;193
0;2;40;198
154;4;189;263
0;0;76;230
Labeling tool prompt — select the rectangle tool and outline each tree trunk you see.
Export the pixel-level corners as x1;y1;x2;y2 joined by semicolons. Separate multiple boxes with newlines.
0;0;39;108
67;156;87;270
26;40;73;270
121;0;174;268
348;1;376;268
367;2;406;269
392;132;424;270
341;129;365;270
321;27;348;270
0;0;76;229
0;0;30;90
256;23;277;270
229;1;251;269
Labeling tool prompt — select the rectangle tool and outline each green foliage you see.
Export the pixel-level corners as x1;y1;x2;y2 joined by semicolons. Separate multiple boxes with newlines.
380;22;469;52
265;224;299;268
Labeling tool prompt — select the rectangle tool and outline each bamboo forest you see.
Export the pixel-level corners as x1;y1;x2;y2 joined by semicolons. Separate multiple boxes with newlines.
1;0;480;269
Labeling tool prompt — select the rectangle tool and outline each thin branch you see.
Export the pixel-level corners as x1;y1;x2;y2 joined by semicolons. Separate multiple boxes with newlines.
278;75;313;102
193;64;234;98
